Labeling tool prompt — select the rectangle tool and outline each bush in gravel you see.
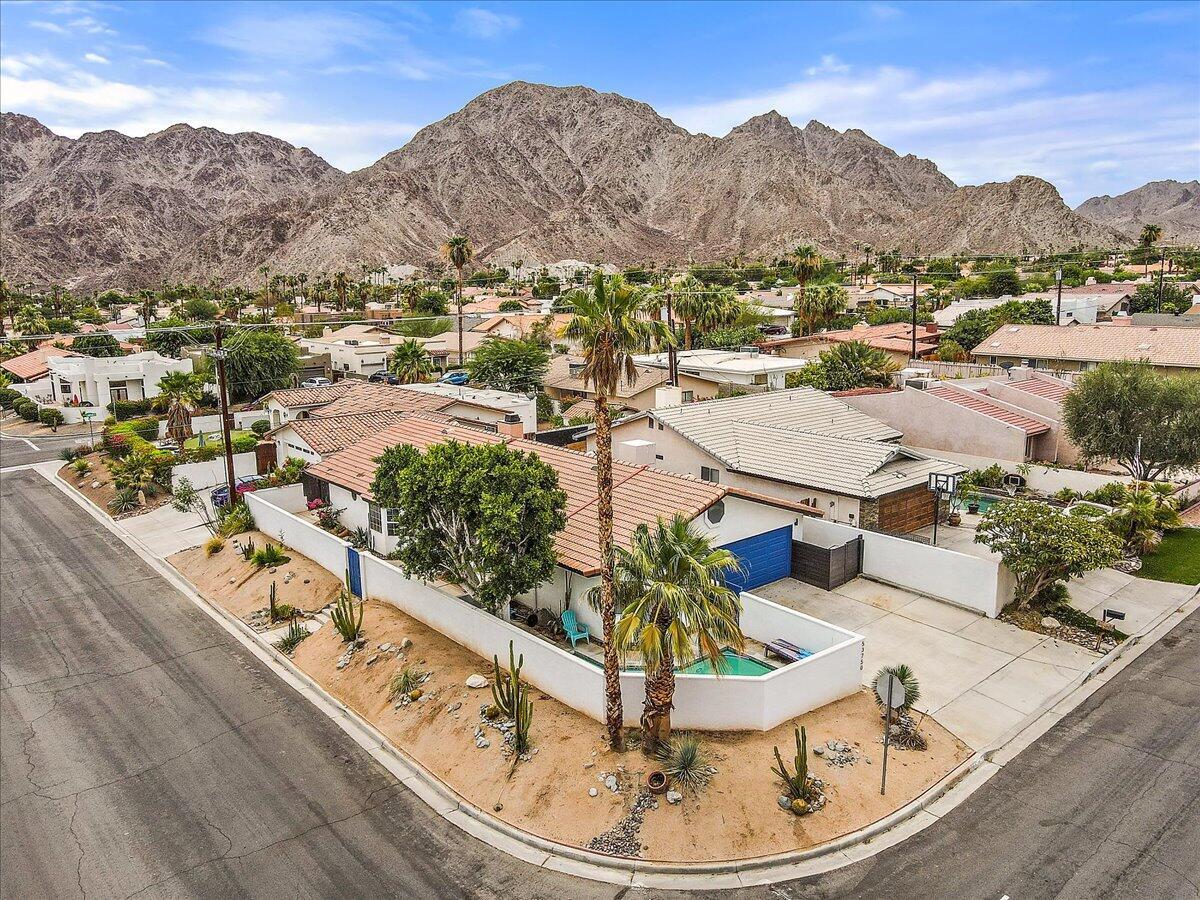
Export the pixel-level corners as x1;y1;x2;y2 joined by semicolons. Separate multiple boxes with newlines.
60;445;84;462
657;733;716;793
274;620;309;655
38;408;65;430
217;501;254;537
70;458;92;478
204;535;226;556
872;664;920;716
108;487;140;514
251;542;289;569
388;666;428;700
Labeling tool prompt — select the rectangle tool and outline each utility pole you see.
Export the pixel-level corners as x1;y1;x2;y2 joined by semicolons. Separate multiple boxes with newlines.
910;274;918;362
665;290;678;386
212;324;237;503
1055;268;1063;325
1156;248;1165;313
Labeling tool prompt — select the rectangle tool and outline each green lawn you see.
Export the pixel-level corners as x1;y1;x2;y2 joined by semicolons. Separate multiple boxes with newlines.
183;429;253;449
1137;528;1200;585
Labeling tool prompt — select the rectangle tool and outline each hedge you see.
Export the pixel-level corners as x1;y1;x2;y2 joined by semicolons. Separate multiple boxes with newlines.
0;387;20;409
108;398;154;420
249;419;271;436
17;400;39;422
107;415;161;442
38;408;65;428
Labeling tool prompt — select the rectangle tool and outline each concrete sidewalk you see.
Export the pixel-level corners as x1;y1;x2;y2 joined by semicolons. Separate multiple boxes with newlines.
757;573;1194;750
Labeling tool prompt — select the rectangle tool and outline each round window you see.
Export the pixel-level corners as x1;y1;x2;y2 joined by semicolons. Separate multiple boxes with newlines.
706;499;725;525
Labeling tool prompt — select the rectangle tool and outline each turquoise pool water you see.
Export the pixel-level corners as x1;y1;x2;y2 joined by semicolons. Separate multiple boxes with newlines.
680;649;776;676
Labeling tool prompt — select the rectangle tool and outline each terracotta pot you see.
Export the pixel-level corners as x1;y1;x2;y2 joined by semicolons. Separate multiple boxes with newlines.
967;502;980;515
948;512;962;526
646;771;668;795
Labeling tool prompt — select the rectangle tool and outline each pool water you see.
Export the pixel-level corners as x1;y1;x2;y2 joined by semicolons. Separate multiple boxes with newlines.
680;649;776;676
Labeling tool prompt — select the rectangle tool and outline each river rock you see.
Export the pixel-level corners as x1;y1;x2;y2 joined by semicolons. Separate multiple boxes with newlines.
589;787;598;797
777;795;792;810
1042;616;1061;629
666;790;682;805
465;674;488;688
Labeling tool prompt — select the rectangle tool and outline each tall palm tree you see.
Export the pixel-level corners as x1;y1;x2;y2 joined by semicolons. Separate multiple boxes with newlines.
332;271;350;310
1138;223;1162;274
861;244;874;285
795;284;848;335
389;339;434;384
792;245;823;318
512;258;524;286
564;273;673;749
672;275;705;349
441;235;474;366
258;265;271;313
156;371;204;444
604;515;744;751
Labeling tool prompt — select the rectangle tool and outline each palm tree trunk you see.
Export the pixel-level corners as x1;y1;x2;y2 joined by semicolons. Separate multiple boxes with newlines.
456;270;464;367
594;392;624;750
641;629;675;753
798;278;808;335
684;318;693;350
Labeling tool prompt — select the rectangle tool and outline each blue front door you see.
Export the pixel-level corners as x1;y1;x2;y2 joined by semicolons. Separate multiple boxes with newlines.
720;526;793;593
347;547;363;598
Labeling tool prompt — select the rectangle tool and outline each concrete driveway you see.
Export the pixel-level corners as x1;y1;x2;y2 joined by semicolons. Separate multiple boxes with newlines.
756;573;1195;751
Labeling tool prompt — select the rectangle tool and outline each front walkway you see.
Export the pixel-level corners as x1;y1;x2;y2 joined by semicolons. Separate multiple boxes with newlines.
755;573;1194;751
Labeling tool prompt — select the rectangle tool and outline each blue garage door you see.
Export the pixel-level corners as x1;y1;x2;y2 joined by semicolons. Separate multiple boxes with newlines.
720;526;793;593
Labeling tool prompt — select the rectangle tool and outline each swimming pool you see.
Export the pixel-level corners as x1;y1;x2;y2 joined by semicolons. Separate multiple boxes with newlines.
679;648;776;676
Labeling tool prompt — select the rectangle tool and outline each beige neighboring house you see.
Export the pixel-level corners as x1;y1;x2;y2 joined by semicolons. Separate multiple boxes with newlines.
838;371;1081;465
471;313;579;352
416;329;493;367
298;324;405;377
971;322;1200;375
634;349;809;398
762;321;943;367
543;355;669;412
590;388;963;534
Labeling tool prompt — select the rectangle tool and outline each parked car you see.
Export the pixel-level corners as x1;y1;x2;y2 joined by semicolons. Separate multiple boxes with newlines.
369;371;400;384
299;377;332;388
211;475;267;508
439;370;469;386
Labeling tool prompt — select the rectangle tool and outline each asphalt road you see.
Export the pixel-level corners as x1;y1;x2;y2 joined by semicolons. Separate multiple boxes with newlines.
0;423;94;467
2;468;1197;899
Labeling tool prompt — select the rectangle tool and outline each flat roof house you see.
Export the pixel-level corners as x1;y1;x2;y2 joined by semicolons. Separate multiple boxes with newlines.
47;351;193;408
634;349;810;398
298;324;405;377
971;322;1200;375
761;321;943;367
590;388;963;534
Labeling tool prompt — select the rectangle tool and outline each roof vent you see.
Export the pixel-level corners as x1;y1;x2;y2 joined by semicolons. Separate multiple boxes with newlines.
1007;326;1020;333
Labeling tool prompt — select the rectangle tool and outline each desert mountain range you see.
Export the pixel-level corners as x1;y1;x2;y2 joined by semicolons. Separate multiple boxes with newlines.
1;81;1194;291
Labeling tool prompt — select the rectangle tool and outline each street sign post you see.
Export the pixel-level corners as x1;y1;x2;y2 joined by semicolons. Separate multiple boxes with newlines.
875;672;908;796
81;410;96;448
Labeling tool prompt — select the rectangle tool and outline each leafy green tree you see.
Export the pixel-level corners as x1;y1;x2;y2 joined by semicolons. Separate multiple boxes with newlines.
698;325;763;350
72;334;124;358
983;270;1021;297
936;338;969;362
372;440;567;614
788;340;899;391
942;299;1054;351
1062;361;1200;479
145;316;206;357
225;329;299;401
465;337;550;394
180;297;219;321
603;515;744;751
975;499;1121;609
866;306;932;326
411;290;449;317
1130;282;1189;314
389;339;434;383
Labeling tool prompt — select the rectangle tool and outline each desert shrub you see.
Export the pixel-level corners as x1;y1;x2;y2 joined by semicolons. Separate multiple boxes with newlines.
109;447;173;496
274;620;309;654
265;456;307;486
872;664;921;715
38;408;65;429
60;445;84;462
231;432;258;453
108;398;153;420
0;387;20;409
249;419;271;436
70;458;92;478
315;504;343;531
388;666;429;700
656;733;715;792
349;527;373;551
204;535;226;556
101;432;133;459
17;400;39;421
251;542;289;569
217;501;254;537
108;487;140;514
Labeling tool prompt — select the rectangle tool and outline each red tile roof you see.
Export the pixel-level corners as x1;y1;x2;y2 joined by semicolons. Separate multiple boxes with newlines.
926;385;1050;435
314;383;456;418
1;346;81;381
1008;377;1071;404
761;322;942;356
307;414;726;575
265;382;359;408
276;411;409;455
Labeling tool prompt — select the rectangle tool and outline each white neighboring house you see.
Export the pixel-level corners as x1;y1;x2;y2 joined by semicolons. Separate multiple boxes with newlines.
634;348;809;398
298;324;404;377
47;351;192;408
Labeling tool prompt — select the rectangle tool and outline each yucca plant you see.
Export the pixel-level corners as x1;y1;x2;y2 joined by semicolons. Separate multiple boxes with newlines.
274;620;309;655
388;666;428;700
70;458;92;478
772;726;813;801
656;733;716;793
251;542;289;569
873;664;920;716
330;590;364;642
108;486;140;514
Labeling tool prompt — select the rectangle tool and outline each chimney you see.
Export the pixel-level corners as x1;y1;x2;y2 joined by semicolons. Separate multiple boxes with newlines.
924;322;938;334
655;385;686;408
497;411;524;439
1110;314;1131;327
322;326;333;337
614;439;655;466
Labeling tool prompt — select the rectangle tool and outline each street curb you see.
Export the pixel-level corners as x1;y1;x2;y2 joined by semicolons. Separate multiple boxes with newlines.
36;467;1200;888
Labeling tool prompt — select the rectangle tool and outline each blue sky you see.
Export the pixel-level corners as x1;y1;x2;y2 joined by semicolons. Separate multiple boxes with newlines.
1;0;1197;204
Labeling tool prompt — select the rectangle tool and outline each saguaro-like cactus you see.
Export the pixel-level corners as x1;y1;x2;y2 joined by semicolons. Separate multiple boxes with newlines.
491;641;525;719
330;590;363;642
268;580;279;622
772;726;811;800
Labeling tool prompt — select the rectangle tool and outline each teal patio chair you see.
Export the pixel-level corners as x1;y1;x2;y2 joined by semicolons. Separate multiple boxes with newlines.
561;609;590;648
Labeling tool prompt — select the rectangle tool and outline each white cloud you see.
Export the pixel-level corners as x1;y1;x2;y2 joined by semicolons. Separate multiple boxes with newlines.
29;20;68;34
455;7;520;39
68;15;116;35
867;3;902;21
83;52;109;64
805;54;849;77
141;58;169;67
204;10;378;61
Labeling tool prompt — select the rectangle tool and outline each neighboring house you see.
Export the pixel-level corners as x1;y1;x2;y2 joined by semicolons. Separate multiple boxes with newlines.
1;346;82;383
590;388;962;533
543;355;669;412
971;322;1200;375
47;351;193;408
471;313;579;352
1130;312;1200;328
761;321;942;366
270;411;410;463
634;349;810;397
298;324;406;377
303;412;814;611
261;380;536;435
839;372;1078;465
416;329;493;367
934;288;1131;328
844;284;933;311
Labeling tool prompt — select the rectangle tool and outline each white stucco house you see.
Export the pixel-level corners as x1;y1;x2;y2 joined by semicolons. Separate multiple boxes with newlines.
47;351;193;409
634;349;810;398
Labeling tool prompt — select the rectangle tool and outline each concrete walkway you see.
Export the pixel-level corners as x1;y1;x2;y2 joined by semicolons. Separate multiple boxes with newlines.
756;573;1194;751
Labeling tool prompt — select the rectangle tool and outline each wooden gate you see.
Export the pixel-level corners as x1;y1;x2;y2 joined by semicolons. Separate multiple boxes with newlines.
790;536;862;591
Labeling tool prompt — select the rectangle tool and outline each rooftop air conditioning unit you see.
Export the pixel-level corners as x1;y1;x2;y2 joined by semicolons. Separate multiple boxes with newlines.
907;377;934;390
344;339;359;346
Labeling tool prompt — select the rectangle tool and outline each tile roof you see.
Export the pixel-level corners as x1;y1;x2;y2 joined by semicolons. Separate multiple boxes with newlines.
307;415;726;575
313;383;455;418
545;355;668;399
761;322;941;356
926;385;1050;435
275;411;409;455
972;324;1200;368
725;424;963;499
1;346;82;381
1007;377;1071;404
265;382;358;409
828;387;902;398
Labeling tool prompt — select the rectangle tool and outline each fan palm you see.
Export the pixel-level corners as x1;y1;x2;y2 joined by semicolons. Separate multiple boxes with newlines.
795;283;847;335
389;339;434;384
819;340;899;389
441;235;474;366
792;245;823;320
605;515;745;751
564;273;673;749
672;275;705;349
1138;224;1163;274
156;371;204;443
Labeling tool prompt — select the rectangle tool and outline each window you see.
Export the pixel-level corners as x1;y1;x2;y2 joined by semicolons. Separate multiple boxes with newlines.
647;417;655;429
752;374;768;385
657;422;664;431
705;500;725;525
655;454;664;460
700;466;720;484
681;390;694;403
370;502;402;536
368;502;382;533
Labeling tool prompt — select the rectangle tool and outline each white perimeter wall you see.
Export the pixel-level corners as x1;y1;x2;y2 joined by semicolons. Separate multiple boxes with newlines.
800;517;1014;618
171;451;259;491
250;487;864;730
907;448;1136;495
